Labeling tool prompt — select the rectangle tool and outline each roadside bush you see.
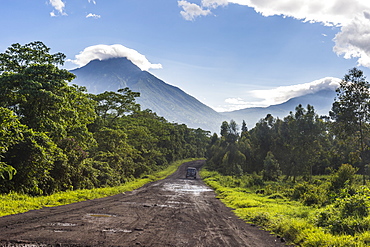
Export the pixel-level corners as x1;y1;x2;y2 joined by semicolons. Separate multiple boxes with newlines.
302;228;357;247
231;198;263;208
250;211;271;226
250;172;264;186
315;192;370;235
339;193;369;218
329;164;358;192
275;218;310;244
330;217;370;236
356;231;370;246
289;182;328;206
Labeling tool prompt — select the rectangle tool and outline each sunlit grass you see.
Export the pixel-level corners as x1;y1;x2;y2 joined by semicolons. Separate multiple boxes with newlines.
0;158;202;217
200;169;370;247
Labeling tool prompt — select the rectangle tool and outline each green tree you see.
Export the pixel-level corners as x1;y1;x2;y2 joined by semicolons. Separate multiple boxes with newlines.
0;129;61;195
0;41;95;145
0;41;66;73
262;151;281;181
249;114;276;172
207;120;244;175
0;107;23;179
329;163;358;192
0;42;97;193
330;68;370;183
280;105;326;180
91;88;140;123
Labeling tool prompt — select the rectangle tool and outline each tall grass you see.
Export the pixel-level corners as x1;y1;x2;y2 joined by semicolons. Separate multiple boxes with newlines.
0;158;202;217
200;169;370;247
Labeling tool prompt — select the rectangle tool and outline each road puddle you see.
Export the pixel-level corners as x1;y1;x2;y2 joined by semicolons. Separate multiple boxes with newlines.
47;222;76;227
88;214;115;218
162;181;212;195
102;228;132;233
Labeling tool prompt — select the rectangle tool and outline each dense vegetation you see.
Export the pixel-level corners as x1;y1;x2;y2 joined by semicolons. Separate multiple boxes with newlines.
206;67;370;245
201;169;370;246
0;42;210;195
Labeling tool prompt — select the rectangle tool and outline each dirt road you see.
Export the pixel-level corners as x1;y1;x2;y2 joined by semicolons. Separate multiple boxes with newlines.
0;160;289;246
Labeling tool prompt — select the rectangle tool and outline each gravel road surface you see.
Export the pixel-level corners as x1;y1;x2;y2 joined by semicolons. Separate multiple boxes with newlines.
0;160;290;246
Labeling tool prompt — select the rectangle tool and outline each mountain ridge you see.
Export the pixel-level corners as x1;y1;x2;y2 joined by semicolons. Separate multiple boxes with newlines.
221;89;337;128
70;58;224;133
70;57;338;132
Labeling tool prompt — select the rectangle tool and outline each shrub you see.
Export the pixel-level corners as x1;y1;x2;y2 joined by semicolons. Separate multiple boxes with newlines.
315;192;370;235
329;164;358;192
290;182;328;206
275;218;310;244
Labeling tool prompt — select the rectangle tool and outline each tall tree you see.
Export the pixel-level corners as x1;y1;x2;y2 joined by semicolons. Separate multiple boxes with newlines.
0;41;65;73
0;42;96;142
330;68;370;182
283;104;326;180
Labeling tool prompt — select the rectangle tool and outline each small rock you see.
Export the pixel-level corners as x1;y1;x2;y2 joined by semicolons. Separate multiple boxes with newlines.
134;228;144;231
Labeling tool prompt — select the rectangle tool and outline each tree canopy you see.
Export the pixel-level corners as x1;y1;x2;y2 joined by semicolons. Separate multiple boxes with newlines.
0;41;210;195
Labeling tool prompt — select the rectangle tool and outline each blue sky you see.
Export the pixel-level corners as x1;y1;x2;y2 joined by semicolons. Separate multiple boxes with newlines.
2;0;370;112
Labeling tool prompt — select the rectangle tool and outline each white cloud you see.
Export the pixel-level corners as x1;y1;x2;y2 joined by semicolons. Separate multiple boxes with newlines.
86;13;101;19
251;77;341;106
179;0;370;68
70;44;163;71
202;0;228;9
49;0;66;16
334;12;370;67
178;0;212;21
88;0;97;4
226;0;368;26
216;77;341;111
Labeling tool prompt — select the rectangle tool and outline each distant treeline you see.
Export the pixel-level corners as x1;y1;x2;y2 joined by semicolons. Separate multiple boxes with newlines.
0;41;210;195
207;67;370;182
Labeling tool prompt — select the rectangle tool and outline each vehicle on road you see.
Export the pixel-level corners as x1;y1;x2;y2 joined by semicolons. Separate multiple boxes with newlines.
186;167;197;179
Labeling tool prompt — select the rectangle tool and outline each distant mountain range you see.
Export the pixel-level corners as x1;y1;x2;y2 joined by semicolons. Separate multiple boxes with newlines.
222;89;337;128
70;58;337;133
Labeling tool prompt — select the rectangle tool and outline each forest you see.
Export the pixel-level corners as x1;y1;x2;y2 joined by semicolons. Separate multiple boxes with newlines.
0;41;210;195
205;67;370;244
207;66;370;181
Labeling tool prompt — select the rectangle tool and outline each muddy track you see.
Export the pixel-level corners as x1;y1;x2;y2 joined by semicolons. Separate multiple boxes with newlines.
0;160;290;246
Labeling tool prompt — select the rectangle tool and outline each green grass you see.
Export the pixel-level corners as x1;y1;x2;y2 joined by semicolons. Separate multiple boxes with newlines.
200;169;370;247
0;158;202;217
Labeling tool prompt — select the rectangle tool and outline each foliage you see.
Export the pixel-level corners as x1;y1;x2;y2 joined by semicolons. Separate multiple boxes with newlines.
0;107;24;179
262;151;281;181
0;41;66;73
329;163;358;192
330;68;370;180
0;41;210;194
316;190;370;235
288;182;329;206
201;168;370;246
207;105;329;181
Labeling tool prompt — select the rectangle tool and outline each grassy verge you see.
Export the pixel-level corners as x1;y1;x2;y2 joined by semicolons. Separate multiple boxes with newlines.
200;169;370;247
0;158;201;217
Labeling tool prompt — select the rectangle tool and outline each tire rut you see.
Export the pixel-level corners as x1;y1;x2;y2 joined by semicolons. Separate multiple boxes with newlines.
0;160;290;247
